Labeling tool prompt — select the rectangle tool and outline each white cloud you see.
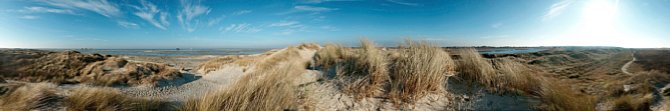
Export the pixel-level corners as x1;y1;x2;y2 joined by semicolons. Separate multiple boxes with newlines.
232;10;252;15
294;6;338;12
133;0;169;30
270;21;299;27
20;15;39;19
160;12;169;26
117;21;139;29
19;6;77;15
269;20;307;35
543;0;574;21
386;0;421;6
221;23;262;33
278;5;337;15
37;0;121;17
177;0;211;32
208;15;225;27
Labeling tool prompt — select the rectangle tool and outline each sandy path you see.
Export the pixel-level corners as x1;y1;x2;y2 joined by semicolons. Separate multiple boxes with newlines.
621;52;636;75
119;65;245;102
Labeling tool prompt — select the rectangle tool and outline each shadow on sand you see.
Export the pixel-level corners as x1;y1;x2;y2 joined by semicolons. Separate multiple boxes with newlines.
156;72;202;87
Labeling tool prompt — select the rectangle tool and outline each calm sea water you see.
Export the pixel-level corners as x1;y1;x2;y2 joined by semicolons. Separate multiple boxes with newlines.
48;48;270;57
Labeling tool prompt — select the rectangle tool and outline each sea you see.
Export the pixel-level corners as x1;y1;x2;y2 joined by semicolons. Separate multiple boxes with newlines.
47;48;270;57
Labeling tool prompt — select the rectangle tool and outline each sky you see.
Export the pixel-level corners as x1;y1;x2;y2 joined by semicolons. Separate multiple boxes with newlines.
0;0;669;48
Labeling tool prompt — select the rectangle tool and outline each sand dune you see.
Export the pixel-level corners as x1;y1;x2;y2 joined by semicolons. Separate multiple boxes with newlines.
1;42;670;110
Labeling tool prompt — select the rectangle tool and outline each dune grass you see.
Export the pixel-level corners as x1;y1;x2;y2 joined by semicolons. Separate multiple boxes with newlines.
65;86;169;111
2;41;633;110
388;39;456;104
534;78;597;111
490;58;539;93
314;44;347;70
600;70;670;110
182;45;311;111
342;39;390;99
454;48;496;88
195;56;254;74
453;48;597;110
182;62;303;111
610;94;653;111
65;87;128;110
491;59;597;111
0;83;59;111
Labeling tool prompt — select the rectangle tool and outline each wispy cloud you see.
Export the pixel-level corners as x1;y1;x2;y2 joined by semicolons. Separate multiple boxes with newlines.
177;0;211;32
208;15;225;27
269;21;300;27
18;6;77;15
37;0;121;17
132;0;169;30
269;20;307;35
543;0;574;21
117;21;139;29
221;23;262;33
386;0;421;6
232;10;252;15
294;6;338;12
279;5;338;15
20;15;39;19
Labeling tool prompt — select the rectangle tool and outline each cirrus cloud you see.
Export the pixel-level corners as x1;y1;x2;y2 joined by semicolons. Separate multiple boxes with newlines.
177;0;211;32
132;0;169;30
36;0;121;18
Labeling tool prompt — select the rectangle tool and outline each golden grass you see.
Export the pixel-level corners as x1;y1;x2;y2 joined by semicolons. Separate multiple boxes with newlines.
455;48;496;87
490;58;539;93
65;86;168;111
195;56;255;74
182;62;303;111
534;78;597;111
343;39;390;99
314;44;346;70
610;94;653;111
0;83;58;111
493;58;596;111
456;55;597;110
388;39;456;103
600;70;670;111
182;46;309;111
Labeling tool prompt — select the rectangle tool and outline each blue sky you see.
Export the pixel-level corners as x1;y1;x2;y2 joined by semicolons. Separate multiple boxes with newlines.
0;0;669;48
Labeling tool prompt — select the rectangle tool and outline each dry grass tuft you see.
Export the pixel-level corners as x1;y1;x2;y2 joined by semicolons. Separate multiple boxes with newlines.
182;62;304;111
195;56;256;74
460;57;597;111
65;86;169;111
183;45;310;111
454;48;496;87
65;87;128;110
601;70;670;111
0;83;59;111
343;39;390;99
314;44;347;70
389;39;456;103
610;94;653;111
490;58;539;93
534;78;597;111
